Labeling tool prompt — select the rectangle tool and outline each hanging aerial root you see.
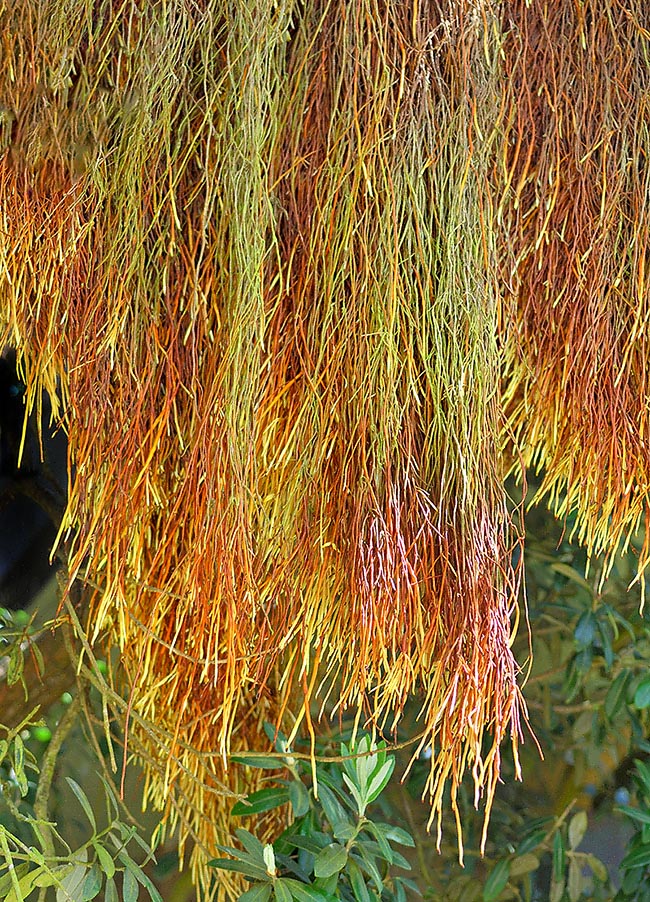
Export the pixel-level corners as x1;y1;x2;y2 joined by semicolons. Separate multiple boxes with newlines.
498;0;650;591
1;0;526;896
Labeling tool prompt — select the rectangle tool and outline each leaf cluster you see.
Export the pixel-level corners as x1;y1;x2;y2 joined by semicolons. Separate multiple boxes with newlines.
615;759;650;900
0;726;162;902
210;730;419;902
478;808;610;902
0;607;44;700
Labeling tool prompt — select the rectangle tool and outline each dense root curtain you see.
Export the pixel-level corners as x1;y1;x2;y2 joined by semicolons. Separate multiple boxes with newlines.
499;0;650;588
268;0;523;852
0;0;524;895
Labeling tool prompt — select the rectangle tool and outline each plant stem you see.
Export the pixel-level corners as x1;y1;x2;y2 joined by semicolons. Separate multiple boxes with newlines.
33;694;80;902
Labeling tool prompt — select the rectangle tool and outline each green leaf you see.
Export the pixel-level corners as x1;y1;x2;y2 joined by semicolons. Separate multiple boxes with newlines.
280;834;327;855
586;855;608;883
314;845;348;879
0;863;30;897
289;780;310;818
622;863;644;893
342;774;366;816
93;842;116;879
105;877;119;902
356;847;383;893
634;677;650;709
598;620;615;669
262;723;289;753
217;842;267;863
123;866;139;902
66;777;97;829
4;867;44;902
281;879;329;902
605;670;630;720
112;824;137;848
568;812;587;850
7;645;24;686
29;848;46;869
552;563;592;591
235;829;266;862
552;831;565;882
621;843;650;870
12;735;27;797
232;787;290;816
398;877;421;896
118;853;163;902
274;879;294;902
240;884;273;902
567;858;583;902
208;858;270;881
318;784;352;831
32;867;67;893
365;759;395;806
126;831;157;868
550;877;565;902
313;874;338;896
517;817;553;855
608;606;636;639
364;822;393;864
97;775;120;821
81;863;103;900
617;804;650;826
389;850;411;871
377;825;415;848
338;743;357;785
563;658;581;703
574;646;593;673
332;822;355;843
509;854;540;878
353;740;374;795
56;862;88;902
634;759;650;796
347;858;370;902
483;859;510;901
574;612;597;646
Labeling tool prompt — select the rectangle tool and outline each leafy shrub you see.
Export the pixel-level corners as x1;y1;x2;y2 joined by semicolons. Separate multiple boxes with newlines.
616;759;650;900
210;729;419;902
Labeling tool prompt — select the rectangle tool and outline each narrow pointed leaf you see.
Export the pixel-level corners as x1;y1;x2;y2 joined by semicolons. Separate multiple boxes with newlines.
232;788;290;816
240;885;273;902
66;778;97;830
483;859;510;901
314;845;348;879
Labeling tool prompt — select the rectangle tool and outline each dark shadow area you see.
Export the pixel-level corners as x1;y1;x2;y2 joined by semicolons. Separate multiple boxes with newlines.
0;348;67;613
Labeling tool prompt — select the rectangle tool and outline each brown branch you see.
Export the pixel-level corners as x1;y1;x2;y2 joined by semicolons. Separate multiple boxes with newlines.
0;626;77;730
